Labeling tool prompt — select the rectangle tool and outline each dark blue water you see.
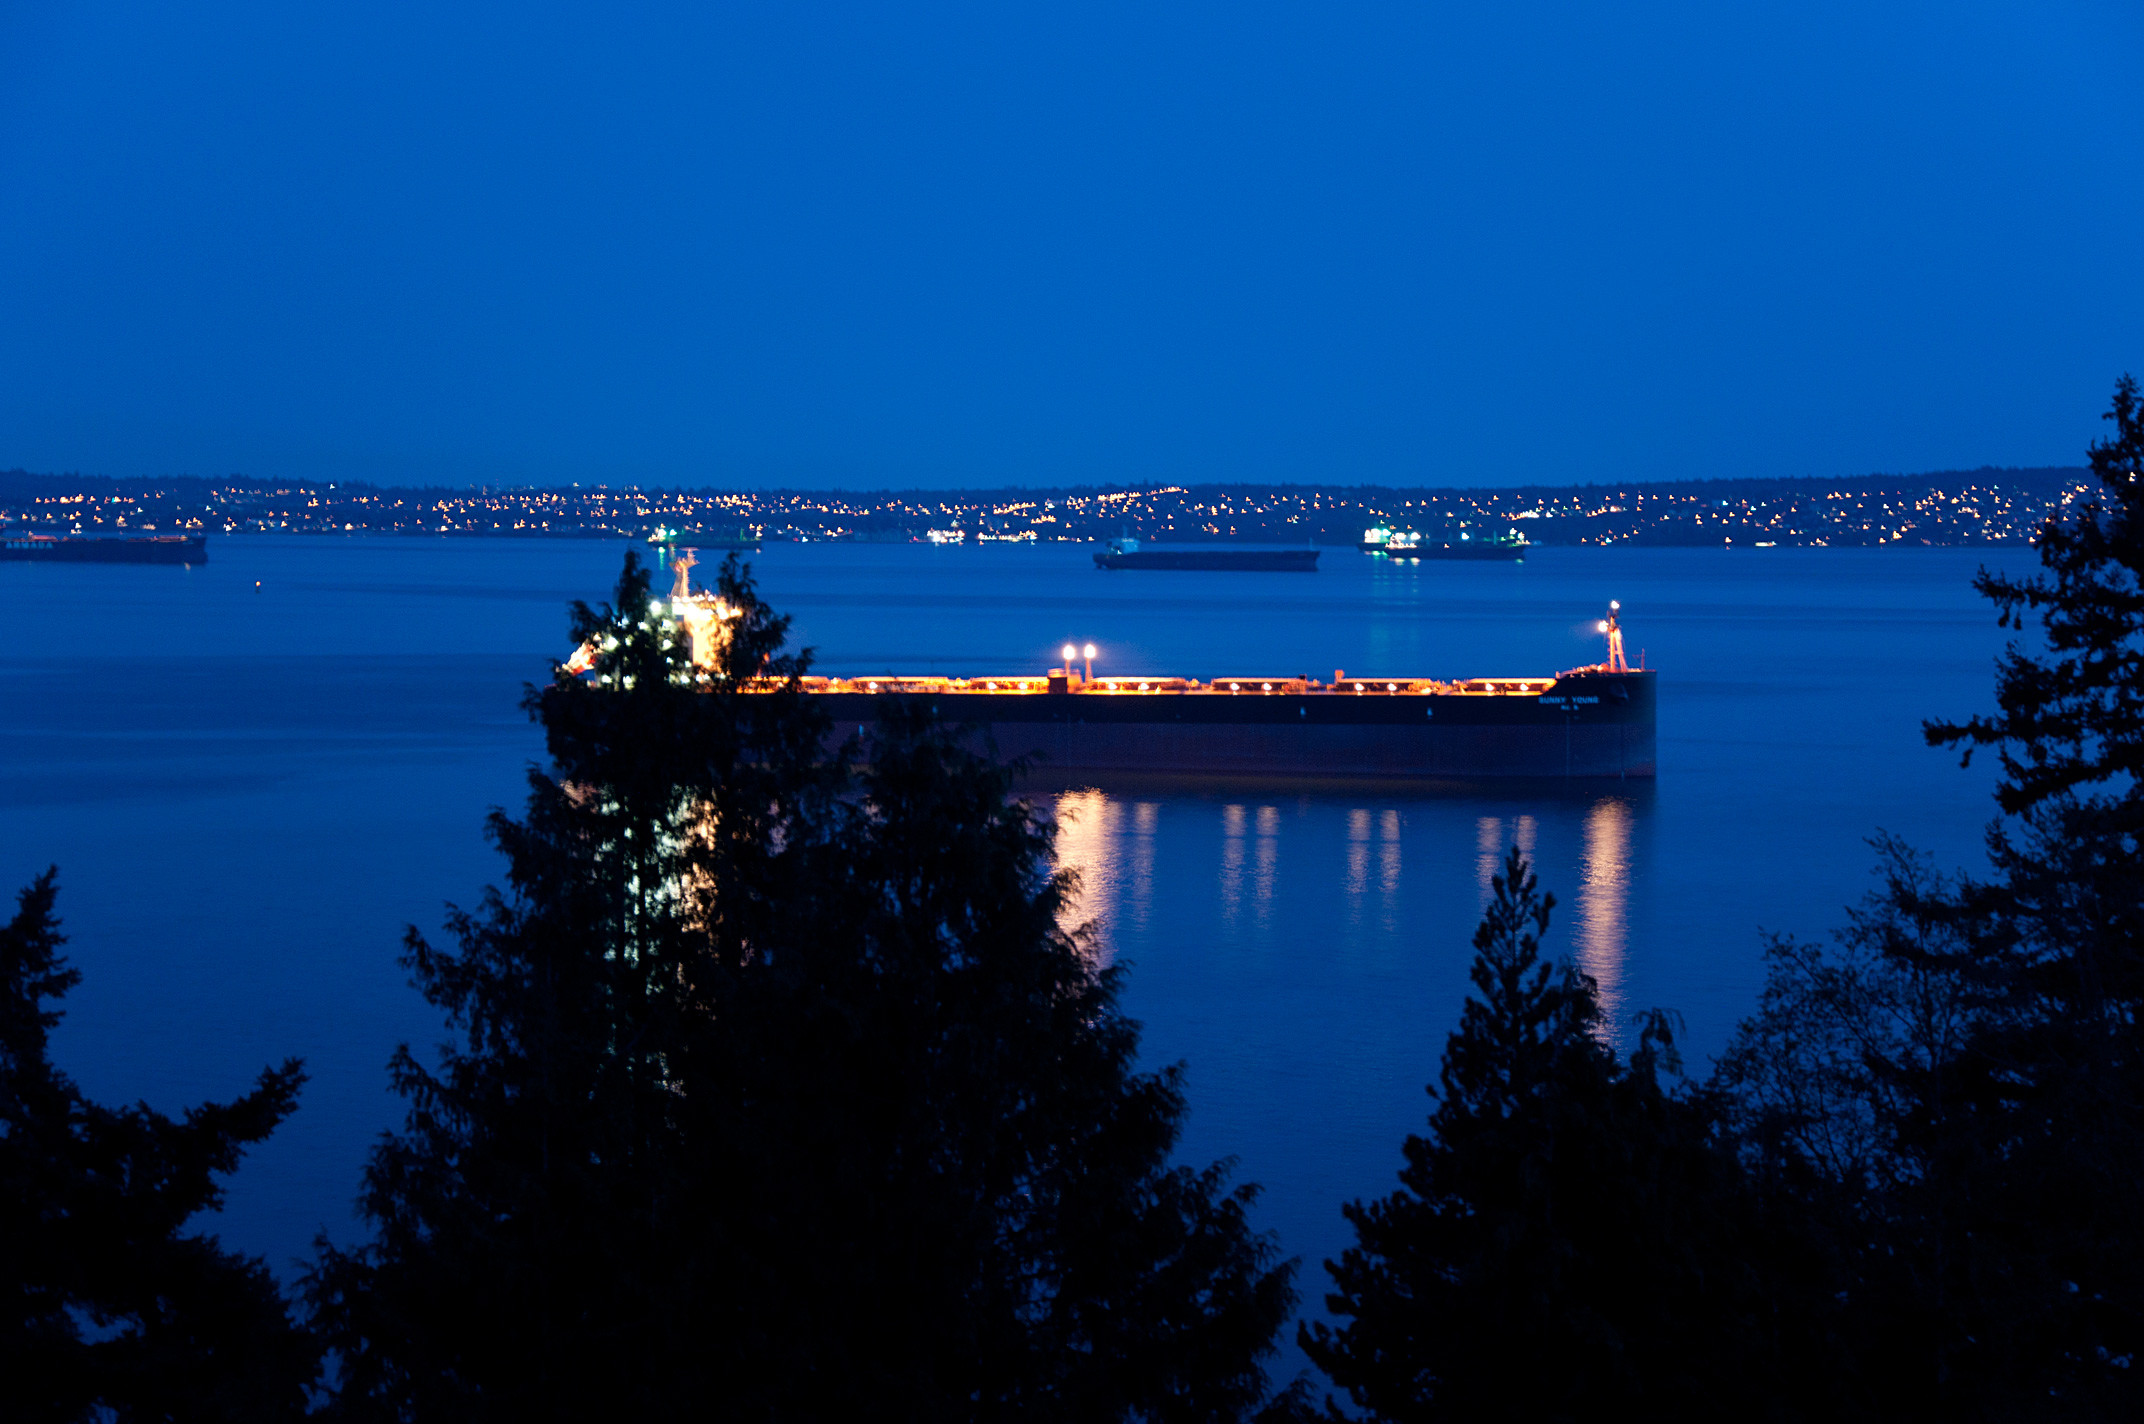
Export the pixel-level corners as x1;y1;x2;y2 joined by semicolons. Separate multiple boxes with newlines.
1;536;2020;1357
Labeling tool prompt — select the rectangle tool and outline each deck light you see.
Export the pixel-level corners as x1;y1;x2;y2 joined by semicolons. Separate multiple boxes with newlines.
1082;643;1096;679
1062;643;1077;666
1598;620;1609;632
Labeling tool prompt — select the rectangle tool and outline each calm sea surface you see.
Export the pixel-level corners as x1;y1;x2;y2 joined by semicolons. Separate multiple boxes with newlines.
2;536;2024;1351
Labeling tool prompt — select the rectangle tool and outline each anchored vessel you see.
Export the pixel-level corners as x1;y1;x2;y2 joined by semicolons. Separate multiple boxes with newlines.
0;533;208;565
1093;538;1319;572
594;554;1654;781
1360;526;1529;561
649;526;759;553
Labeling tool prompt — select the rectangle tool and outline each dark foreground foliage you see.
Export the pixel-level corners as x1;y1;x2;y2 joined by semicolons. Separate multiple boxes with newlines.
1302;849;1842;1422
1720;374;2144;1419
307;552;1296;1420
0;872;316;1421
1307;375;2144;1423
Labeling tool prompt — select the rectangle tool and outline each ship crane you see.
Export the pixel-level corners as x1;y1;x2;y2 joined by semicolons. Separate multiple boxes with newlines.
1597;601;1628;673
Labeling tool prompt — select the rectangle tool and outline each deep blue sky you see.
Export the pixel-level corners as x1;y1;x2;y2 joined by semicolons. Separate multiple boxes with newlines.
2;2;2137;490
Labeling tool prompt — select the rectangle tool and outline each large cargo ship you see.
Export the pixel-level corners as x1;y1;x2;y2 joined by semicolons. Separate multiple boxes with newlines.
1092;538;1318;572
1360;526;1529;561
0;532;208;565
606;554;1654;781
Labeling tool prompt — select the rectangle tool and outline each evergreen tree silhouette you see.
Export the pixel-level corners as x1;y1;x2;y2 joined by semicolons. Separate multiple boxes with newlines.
1721;375;2144;1418
1304;848;1836;1422
307;552;830;1417
0;871;316;1422
309;552;1295;1420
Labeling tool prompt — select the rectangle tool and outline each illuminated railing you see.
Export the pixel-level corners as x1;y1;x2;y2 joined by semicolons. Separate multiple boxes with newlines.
1335;677;1465;695
1455;678;1558;695
1209;678;1312;695
732;673;1583;698
1083;677;1197;693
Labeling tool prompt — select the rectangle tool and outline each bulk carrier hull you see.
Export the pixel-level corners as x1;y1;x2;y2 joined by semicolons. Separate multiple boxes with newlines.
0;534;207;565
809;669;1655;780
608;551;1655;783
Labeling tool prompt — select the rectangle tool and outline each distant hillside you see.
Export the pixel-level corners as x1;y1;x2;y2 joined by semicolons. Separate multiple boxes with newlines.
0;464;2097;547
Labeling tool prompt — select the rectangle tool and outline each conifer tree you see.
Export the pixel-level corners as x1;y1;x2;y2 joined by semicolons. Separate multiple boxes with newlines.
306;552;822;1417
310;552;1296;1420
1719;375;2144;1418
709;702;1296;1420
1928;372;2144;828
1305;848;1835;1421
0;871;316;1422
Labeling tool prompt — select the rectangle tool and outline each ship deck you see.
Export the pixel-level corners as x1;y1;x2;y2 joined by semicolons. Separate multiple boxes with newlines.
765;669;1656;779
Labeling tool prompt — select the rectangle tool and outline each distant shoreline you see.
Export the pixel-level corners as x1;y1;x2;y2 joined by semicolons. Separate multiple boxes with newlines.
1;465;2090;549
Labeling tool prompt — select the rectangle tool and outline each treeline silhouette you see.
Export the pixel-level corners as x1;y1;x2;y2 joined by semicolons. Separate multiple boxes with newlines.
1301;376;2144;1422
3;379;2138;1420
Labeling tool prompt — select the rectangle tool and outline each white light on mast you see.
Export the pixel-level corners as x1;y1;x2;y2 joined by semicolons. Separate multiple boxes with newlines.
1600;602;1629;673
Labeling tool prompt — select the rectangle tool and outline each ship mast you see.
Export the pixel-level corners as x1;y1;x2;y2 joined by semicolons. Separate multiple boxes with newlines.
1600;601;1628;673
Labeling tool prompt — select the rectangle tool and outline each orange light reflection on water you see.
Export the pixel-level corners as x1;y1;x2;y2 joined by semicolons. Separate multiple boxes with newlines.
1127;801;1158;936
1051;789;1115;963
1218;803;1247;924
1253;805;1281;924
1051;791;1634;1025
1576;796;1633;1031
1474;814;1537;905
1345;808;1372;908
